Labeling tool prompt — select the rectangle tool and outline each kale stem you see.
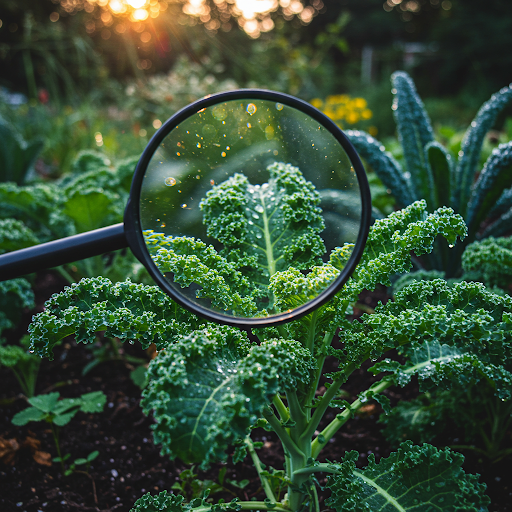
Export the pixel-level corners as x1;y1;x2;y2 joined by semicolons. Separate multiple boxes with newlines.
51;423;65;473
286;390;306;426
273;395;289;422
244;437;277;503
292;463;338;477
236;502;291;512
262;407;305;460
310;482;320;512
301;378;344;442
310;378;392;459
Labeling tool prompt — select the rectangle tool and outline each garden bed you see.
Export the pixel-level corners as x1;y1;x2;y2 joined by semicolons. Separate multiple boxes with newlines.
0;273;511;512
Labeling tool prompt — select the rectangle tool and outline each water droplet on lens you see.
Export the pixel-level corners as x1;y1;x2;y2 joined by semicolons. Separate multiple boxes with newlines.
196;142;201;148
181;204;187;208
221;151;227;157
165;177;176;186
246;103;257;115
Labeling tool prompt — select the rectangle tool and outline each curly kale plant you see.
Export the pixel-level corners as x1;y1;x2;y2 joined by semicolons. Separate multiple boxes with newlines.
28;164;494;512
0;150;146;283
347;71;512;276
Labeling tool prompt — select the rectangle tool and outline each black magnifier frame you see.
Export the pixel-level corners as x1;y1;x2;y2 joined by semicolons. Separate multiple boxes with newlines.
124;89;372;328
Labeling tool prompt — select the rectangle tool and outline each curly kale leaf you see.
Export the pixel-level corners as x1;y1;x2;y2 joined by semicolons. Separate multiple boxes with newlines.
462;236;512;289
28;277;204;359
332;200;467;305
270;264;343;347
144;232;258;316
131;491;185;512
0;219;39;255
325;441;489;512
200;162;325;282
130;491;242;512
0;182;66;240
344;279;512;397
141;327;313;468
0;279;35;336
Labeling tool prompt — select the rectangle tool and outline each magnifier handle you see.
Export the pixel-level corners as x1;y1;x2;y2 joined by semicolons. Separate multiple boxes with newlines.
0;223;128;282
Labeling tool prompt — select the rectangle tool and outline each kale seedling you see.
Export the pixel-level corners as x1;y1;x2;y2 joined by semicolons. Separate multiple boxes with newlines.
28;163;497;511
12;390;106;474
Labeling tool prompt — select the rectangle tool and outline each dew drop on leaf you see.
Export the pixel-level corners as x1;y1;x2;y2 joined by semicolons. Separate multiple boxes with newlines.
246;103;257;115
164;177;176;186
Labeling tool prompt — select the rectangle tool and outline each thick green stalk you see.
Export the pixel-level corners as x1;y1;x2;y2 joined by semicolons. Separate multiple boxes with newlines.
285;388;313;512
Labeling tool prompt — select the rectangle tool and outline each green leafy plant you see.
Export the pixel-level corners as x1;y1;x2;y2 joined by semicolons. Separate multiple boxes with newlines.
26;160;498;511
379;235;512;462
0;336;40;398
0;150;149;283
12;390;106;473
347;71;512;276
374;279;512;461
0;115;44;185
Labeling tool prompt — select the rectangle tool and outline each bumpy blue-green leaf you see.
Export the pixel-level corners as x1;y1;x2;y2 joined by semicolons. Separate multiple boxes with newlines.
28;277;204;360
456;84;512;215
201;162;325;284
345;130;414;208
462;236;512;288
480;207;512;239
325;441;489;512
144;232;257;316
141;327;313;468
425;141;453;212
466;141;512;233
391;71;435;208
489;186;512;218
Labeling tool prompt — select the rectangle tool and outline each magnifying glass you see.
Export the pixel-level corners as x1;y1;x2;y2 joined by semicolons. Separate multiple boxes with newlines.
0;90;371;328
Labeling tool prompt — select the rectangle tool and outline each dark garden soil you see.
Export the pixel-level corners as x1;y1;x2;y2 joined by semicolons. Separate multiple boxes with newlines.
0;273;511;512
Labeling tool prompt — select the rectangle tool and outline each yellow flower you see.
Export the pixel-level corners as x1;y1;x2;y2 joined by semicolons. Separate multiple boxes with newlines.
310;98;323;109
353;97;367;109
361;109;373;120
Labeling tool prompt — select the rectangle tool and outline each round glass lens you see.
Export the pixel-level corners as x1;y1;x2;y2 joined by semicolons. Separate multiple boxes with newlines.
139;96;365;319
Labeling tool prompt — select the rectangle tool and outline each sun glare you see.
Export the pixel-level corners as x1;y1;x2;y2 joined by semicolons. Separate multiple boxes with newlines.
57;0;319;38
